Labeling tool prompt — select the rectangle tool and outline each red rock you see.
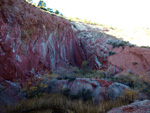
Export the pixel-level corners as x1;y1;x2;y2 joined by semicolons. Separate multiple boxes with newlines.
108;47;150;75
123;106;135;112
79;37;110;69
95;79;112;87
0;0;84;81
108;100;150;113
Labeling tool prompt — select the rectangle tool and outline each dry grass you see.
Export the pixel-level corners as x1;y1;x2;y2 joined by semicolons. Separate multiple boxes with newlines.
7;94;99;113
5;89;137;113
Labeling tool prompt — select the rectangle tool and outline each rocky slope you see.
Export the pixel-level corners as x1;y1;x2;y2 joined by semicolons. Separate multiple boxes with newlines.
1;0;150;82
72;22;150;75
0;0;84;81
1;0;150;112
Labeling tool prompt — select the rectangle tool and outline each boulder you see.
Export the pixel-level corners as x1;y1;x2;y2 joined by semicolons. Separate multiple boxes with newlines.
48;78;130;104
108;100;150;113
0;76;22;113
108;82;130;100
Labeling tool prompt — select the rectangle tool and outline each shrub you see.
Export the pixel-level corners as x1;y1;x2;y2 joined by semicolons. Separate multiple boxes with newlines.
137;75;150;98
99;89;137;113
71;89;93;101
107;40;134;48
81;61;89;75
132;61;138;66
112;41;128;48
23;81;48;98
22;74;50;98
109;51;116;56
111;73;138;88
72;67;80;74
141;46;150;49
56;75;76;82
109;73;150;99
68;76;76;82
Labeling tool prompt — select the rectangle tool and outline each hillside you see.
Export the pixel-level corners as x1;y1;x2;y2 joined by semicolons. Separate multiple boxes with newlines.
0;0;150;113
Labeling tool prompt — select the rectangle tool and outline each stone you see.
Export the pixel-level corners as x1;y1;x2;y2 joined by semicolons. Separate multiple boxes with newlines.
108;82;130;100
108;100;150;113
0;76;22;113
48;78;130;105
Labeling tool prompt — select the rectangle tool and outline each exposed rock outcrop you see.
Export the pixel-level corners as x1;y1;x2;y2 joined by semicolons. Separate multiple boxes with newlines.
108;100;150;113
48;78;130;104
0;0;84;81
72;22;150;76
108;46;150;75
0;76;22;113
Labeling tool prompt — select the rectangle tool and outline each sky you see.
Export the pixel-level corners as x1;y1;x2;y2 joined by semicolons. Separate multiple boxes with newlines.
33;0;150;28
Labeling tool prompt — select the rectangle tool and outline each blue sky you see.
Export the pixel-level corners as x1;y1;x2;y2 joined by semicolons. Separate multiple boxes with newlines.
32;0;150;28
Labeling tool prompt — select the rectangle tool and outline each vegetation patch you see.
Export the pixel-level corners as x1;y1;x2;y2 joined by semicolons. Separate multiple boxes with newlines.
5;90;137;113
107;40;135;48
132;61;138;66
109;51;116;56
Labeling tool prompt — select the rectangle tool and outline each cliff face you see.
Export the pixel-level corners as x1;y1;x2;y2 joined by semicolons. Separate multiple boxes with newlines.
0;0;84;81
1;0;150;82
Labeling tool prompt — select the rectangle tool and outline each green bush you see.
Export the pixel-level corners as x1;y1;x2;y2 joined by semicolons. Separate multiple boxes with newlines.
109;51;116;56
141;46;150;49
68;76;76;82
111;74;138;88
81;61;89;75
56;75;76;82
72;67;80;74
132;61;138;66
71;89;93;101
107;40;135;48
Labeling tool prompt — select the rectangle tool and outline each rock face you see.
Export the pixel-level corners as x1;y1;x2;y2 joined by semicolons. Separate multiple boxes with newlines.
108;47;150;75
108;100;150;113
0;0;84;81
79;37;110;69
0;76;21;113
72;22;114;69
48;78;130;104
72;22;150;75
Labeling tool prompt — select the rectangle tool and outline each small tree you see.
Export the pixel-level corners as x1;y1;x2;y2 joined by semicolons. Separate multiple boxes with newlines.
49;8;53;13
47;8;53;13
38;0;46;9
55;9;60;14
47;8;50;11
